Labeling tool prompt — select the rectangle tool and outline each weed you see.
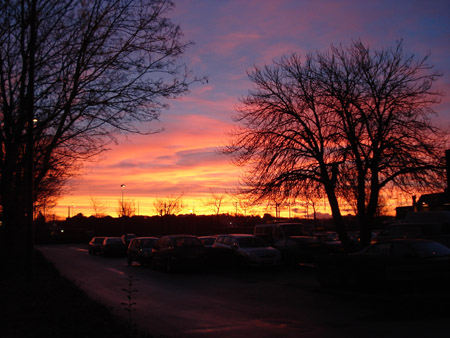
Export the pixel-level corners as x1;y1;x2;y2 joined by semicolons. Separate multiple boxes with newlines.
122;275;139;337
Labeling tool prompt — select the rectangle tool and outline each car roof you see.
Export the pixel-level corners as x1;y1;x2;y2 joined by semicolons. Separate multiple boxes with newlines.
375;238;434;244
160;234;198;239
221;234;256;238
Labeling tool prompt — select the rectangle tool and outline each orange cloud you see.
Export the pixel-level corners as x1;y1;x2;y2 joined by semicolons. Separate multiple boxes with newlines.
52;0;450;220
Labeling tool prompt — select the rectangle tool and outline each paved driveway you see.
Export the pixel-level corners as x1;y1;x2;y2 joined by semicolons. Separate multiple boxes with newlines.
38;244;450;338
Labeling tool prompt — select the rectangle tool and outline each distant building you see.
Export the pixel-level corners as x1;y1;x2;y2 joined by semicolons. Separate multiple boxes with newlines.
416;192;450;212
396;149;450;218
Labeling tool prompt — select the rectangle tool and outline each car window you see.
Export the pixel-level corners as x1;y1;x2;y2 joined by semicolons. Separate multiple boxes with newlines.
201;238;215;246
280;224;307;236
174;237;203;248
141;239;157;248
238;236;268;248
111;238;123;244
157;238;170;249
255;226;272;235
174;238;185;247
223;237;232;245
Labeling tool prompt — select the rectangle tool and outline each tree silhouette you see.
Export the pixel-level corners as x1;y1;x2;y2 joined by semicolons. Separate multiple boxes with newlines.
117;199;136;218
153;194;185;216
226;40;448;249
90;196;109;218
205;188;225;216
0;0;204;261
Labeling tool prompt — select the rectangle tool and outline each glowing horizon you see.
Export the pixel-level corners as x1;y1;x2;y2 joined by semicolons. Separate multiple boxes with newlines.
51;0;450;220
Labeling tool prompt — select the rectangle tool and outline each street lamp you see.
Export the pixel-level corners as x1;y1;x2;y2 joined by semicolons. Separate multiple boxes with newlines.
121;184;126;217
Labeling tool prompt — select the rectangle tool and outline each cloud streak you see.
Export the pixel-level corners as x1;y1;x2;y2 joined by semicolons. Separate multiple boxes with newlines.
54;0;450;218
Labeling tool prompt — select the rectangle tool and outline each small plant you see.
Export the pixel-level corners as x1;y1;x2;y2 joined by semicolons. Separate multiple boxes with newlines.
121;275;138;337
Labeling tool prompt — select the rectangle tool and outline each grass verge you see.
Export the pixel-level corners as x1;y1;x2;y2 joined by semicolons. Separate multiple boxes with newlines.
0;250;148;338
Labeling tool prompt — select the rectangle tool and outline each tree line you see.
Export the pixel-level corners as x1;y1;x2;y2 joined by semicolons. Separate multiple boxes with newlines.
0;0;448;271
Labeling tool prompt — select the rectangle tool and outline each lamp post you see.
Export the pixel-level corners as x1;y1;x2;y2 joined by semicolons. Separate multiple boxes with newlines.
121;184;126;217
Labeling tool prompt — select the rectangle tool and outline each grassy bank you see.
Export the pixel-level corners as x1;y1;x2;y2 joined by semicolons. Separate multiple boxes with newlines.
0;250;149;338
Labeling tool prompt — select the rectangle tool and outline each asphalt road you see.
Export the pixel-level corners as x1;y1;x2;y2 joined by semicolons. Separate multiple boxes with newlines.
37;244;449;338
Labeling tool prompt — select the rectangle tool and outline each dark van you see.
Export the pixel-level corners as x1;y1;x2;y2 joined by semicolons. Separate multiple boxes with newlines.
377;211;450;248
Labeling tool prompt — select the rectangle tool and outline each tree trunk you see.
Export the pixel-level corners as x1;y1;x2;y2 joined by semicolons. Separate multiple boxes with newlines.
324;184;352;251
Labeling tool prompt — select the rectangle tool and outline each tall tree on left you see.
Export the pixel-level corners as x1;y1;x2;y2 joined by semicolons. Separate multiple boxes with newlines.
0;0;203;265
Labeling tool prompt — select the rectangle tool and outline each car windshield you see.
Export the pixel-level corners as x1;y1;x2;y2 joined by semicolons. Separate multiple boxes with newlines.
293;236;319;244
410;241;450;258
107;238;122;244
201;238;215;245
315;233;339;241
237;236;269;248
141;239;158;248
174;237;203;248
280;224;306;236
93;238;104;244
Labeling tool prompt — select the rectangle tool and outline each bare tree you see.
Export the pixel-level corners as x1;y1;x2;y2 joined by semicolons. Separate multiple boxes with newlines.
204;188;225;216
117;199;136;218
231;194;254;216
90;195;108;218
153;194;184;216
226;40;448;250
0;0;204;259
298;181;325;222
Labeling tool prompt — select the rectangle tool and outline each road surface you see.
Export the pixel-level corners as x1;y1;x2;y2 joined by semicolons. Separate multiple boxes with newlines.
37;244;449;338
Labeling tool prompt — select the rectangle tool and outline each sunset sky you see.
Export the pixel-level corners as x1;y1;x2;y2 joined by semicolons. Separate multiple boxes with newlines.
53;0;450;219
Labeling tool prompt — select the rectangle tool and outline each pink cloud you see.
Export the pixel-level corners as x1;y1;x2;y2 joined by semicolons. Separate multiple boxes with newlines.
54;0;450;218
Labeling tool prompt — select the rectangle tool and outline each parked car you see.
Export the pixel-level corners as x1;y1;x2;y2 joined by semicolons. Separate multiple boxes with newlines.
315;238;450;288
254;223;312;243
213;234;281;267
376;215;450;248
101;237;127;257
313;231;342;253
121;233;137;247
127;237;159;266
276;235;329;265
254;223;327;265
198;236;217;247
88;236;105;255
151;235;207;272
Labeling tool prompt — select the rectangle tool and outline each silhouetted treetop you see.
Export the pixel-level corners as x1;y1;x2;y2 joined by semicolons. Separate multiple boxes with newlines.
226;39;448;249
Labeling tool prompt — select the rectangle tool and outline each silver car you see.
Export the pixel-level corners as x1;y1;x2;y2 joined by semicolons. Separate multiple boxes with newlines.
213;234;281;267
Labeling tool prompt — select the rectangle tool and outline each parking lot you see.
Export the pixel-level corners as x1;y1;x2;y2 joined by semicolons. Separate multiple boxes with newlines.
38;243;450;338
